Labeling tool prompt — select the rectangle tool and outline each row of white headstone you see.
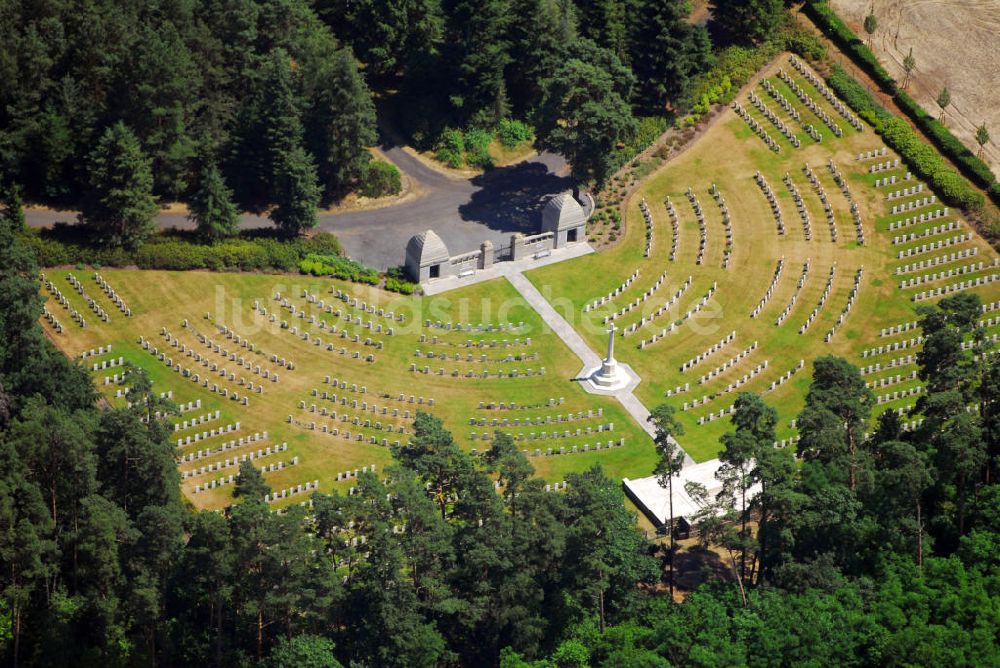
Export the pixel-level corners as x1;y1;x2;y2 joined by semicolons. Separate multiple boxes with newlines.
732;101;781;152
788;55;864;130
623;277;692;338
681;330;736;372
584;270;639;313
775;260;811;327
470;407;604;429
93;272;132;316
896;246;976;275
723;360;770;395
777;68;842;137
897;233;972;259
602;271;669;324
469;423;615;443
665;197;679;261
640;198;654;257
765;360;806;393
868;370;919;390
178;431;270;463
888;206;949;231
893;219;957;245
862;337;923;358
754;171;785;235
748;89;801;147
901;260;995;288
913;274;1000;301
859;354;917;376
751;257;785;319
890;195;937;215
698;341;758;385
825;267;864;343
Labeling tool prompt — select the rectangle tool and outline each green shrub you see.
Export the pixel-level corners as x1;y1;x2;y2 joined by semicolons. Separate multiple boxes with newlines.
497;118;534;148
359;160;402;198
300;253;379;285
435;128;465;168
463;128;494;169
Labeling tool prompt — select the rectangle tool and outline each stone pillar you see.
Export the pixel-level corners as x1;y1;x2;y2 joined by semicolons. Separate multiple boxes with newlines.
510;233;526;261
479;240;494;270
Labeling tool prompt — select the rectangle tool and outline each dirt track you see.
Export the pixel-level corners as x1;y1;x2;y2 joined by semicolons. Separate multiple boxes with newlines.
831;0;1000;170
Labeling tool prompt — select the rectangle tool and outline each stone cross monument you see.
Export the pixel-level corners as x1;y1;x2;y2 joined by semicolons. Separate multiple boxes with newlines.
590;323;628;389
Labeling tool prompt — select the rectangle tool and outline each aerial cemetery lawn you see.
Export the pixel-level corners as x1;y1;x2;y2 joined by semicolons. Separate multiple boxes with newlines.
39;54;1000;509
527;54;1000;462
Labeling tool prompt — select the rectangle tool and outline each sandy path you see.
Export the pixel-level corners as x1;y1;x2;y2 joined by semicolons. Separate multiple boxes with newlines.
831;0;1000;169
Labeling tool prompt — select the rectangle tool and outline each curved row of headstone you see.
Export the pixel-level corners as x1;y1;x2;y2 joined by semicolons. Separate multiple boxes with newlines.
93;272;132;316
886;182;925;200
146;334;263;401
698;341;758;385
327;286;407;323
761;79;803;124
862;337;923;358
41;273;84;327
523;439;626;458
335;464;377;482
803;163;837;242
732;101;781;152
901;260;996;289
277;318;378;363
890;195;937;216
41;307;64;333
775;260;811;326
868;370;919;390
469;423;615;444
637;280;714;349
640;198;654;257
799;264;837;334
179;430;271;464
868;157;900;173
408;363;546;380
875;385;923;405
788;55;864;130
277;292;391;343
80;344;113;359
664;383;689;398
888;207;949;231
825;266;864;342
419;334;533;350
665;197;679;261
469;407;603;429
896;247;977;275
477;397;565;411
422;319;524;333
827;160;865;244
777;67;844;138
265;480;320;504
897;233;972;259
68;273;110;323
697;404;735;425
680;330;736;372
747;90;801;147
783;173;812;240
603;271;669;324
415;348;540;364
174;409;221;432
584;270;639;313
90;355;125;372
764;360;806;393
859;354;917;375
159;328;283;381
912;273;1000;302
624;276;692;337
176;420;241;448
857;146;889;161
185;443;289;480
892;221;959;245
302;403;409;436
723;360;769;395
710;183;734;268
880;321;919;337
754;171;785;234
752;257;785;318
686;187;709;265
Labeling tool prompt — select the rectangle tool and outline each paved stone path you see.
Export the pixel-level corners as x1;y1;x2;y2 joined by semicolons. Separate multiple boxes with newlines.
504;270;695;466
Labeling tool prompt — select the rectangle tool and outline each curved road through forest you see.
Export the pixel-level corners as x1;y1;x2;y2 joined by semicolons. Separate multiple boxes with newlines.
25;137;572;271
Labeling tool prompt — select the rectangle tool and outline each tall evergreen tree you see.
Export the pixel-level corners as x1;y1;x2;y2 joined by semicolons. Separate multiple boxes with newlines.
80;122;159;249
443;0;512;126
269;146;321;236
189;164;240;241
709;0;785;45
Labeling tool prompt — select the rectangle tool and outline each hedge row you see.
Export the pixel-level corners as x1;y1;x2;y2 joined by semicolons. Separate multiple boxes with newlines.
806;0;998;206
826;65;984;210
23;229;346;272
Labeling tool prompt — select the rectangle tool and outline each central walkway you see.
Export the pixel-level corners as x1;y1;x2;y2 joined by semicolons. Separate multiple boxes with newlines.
420;245;695;466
